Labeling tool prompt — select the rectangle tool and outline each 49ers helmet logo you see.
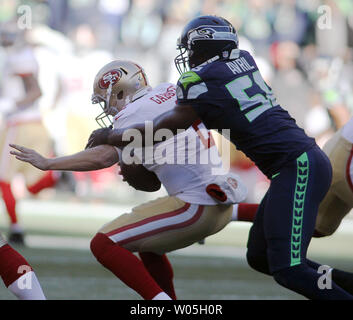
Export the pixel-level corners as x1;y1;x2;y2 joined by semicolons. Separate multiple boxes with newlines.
99;69;122;89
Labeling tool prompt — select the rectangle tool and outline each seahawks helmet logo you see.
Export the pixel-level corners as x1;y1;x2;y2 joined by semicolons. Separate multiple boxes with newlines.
188;27;216;42
186;25;238;48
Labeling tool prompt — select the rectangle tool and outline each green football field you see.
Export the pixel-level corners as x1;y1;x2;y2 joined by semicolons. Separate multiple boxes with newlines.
0;198;353;300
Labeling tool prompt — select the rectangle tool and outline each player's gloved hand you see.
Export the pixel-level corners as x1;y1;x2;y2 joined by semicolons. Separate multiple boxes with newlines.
9;144;49;170
85;127;111;149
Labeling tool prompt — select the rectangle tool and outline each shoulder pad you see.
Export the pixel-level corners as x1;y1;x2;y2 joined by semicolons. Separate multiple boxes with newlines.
178;71;202;90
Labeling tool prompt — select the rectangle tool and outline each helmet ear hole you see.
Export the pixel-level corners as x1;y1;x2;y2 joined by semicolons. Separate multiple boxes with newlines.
117;90;124;100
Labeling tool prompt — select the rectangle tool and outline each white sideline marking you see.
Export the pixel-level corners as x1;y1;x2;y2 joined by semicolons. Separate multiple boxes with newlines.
25;234;246;258
26;235;91;251
16;199;131;219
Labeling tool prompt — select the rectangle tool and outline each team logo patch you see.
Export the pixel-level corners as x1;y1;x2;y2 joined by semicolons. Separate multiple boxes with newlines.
99;70;122;89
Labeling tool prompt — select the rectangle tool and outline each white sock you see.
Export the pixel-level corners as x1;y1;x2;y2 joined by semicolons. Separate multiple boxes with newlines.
231;203;239;221
152;292;172;300
10;223;24;233
8;271;46;300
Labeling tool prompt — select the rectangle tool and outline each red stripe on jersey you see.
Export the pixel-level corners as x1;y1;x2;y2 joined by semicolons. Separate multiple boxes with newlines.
117;205;204;246
191;119;202;130
6;119;41;127
346;146;353;193
192;119;215;149
106;203;191;237
16;73;33;78
114;114;123;122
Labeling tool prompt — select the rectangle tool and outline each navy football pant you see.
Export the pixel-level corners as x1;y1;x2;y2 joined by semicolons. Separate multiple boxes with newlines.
246;146;353;299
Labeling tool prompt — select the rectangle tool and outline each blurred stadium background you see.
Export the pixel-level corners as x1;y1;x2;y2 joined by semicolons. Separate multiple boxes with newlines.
0;0;353;300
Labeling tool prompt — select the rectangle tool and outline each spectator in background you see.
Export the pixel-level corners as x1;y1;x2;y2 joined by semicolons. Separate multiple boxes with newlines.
120;0;163;50
270;41;310;129
308;56;353;130
316;0;350;58
155;0;202;83
239;0;273;57
97;0;131;52
271;0;313;45
47;0;69;34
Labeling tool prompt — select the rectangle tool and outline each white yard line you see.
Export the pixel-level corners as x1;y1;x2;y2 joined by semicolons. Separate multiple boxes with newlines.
24;234;247;258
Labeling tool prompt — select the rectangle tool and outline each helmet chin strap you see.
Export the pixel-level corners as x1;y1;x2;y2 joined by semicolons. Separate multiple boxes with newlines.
192;49;239;69
106;82;113;108
105;81;118;116
193;55;220;69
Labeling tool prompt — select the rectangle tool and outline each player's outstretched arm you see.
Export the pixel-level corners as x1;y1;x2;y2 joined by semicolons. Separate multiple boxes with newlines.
10;144;119;171
85;104;198;149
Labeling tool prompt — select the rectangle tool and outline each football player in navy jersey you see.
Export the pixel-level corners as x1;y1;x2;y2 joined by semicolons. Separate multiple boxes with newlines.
85;16;353;299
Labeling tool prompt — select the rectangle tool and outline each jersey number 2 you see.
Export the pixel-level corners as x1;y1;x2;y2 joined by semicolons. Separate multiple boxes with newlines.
225;70;277;122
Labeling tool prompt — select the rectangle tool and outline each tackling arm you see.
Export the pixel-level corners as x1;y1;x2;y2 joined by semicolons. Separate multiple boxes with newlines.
86;104;199;149
10;144;119;171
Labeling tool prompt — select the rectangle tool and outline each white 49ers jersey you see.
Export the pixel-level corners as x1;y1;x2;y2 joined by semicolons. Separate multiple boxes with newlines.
114;83;246;205
0;46;41;122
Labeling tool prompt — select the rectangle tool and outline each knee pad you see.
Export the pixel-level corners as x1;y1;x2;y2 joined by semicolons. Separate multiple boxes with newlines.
246;251;271;275
90;233;114;261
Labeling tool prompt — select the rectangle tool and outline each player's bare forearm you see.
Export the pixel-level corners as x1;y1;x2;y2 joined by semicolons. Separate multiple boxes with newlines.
87;104;198;149
10;144;118;172
16;74;42;108
108;105;198;147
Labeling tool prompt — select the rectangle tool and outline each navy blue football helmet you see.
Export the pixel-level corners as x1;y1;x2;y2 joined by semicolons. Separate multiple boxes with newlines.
174;15;239;74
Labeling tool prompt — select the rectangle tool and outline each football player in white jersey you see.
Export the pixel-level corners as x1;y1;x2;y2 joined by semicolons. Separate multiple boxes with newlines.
0;25;57;244
10;60;256;300
314;117;353;237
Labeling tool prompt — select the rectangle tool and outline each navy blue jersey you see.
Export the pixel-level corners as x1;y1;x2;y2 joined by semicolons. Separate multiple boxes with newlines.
176;49;316;178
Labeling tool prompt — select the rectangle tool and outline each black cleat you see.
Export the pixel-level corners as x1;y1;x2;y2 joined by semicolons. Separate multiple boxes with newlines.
8;232;25;246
